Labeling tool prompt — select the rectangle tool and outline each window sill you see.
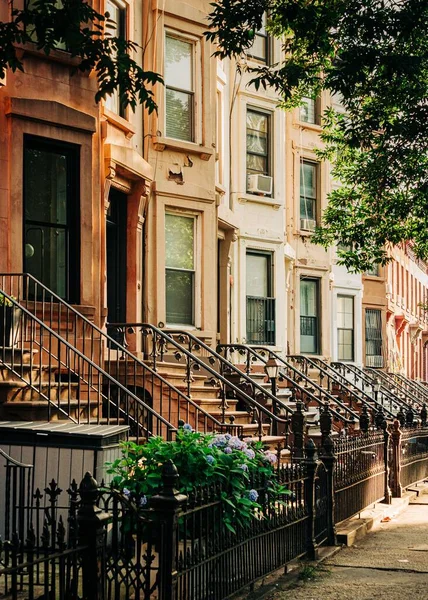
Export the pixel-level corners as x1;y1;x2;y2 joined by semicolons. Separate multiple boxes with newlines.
238;193;281;209
16;42;82;68
297;229;316;237
295;120;322;133
153;137;213;161
103;108;136;139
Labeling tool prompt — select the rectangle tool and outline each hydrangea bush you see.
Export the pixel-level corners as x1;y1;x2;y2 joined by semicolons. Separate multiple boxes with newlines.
107;425;288;533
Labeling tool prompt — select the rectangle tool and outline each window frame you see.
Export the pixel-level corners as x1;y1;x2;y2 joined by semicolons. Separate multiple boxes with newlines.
104;0;128;119
164;211;200;327
300;277;320;355
245;250;275;345
23;134;80;303
337;295;355;361
299;160;319;230
299;97;321;126
365;308;383;367
246;107;272;193
247;13;270;65
164;31;198;143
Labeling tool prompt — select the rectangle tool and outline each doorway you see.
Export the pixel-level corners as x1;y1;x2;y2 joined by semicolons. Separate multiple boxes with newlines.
106;188;127;324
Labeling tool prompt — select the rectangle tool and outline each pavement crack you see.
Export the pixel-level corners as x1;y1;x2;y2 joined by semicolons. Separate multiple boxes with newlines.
325;563;428;575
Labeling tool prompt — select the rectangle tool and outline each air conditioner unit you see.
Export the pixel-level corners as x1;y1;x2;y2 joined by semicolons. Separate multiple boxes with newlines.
300;218;317;232
247;174;273;195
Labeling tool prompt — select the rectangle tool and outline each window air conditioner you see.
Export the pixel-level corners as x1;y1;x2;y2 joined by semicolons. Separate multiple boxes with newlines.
300;218;317;232
247;174;273;195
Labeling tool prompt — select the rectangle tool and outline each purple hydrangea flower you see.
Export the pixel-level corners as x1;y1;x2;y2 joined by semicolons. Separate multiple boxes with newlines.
224;433;232;440
212;435;227;447
238;463;249;471
264;451;277;465
139;495;148;507
206;454;215;465
244;448;255;460
122;488;131;498
248;489;259;502
223;446;232;454
183;423;193;432
228;436;247;451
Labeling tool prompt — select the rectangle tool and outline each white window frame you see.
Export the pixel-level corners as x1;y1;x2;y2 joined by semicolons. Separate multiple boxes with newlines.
164;30;202;144
337;295;355;361
164;210;201;328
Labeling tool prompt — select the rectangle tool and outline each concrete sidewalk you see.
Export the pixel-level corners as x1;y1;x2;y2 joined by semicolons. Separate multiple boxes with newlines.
266;495;428;600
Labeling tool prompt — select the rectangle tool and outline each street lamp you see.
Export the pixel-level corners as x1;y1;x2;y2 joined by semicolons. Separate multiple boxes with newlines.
265;356;280;435
373;376;382;406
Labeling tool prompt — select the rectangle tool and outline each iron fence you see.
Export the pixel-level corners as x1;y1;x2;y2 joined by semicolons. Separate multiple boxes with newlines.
333;431;387;523
400;427;428;489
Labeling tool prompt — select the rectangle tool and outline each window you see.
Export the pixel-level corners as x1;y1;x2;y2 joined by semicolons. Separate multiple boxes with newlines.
247;13;269;64
165;35;194;142
365;309;383;367
246;109;271;191
25;0;67;50
300;161;318;230
105;0;127;117
24;136;80;302
366;264;380;277
299;97;319;125
300;279;319;354
246;252;275;345
165;214;195;325
337;296;354;361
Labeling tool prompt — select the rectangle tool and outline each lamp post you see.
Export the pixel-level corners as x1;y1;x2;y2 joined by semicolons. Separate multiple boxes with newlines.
265;356;280;429
373;376;381;406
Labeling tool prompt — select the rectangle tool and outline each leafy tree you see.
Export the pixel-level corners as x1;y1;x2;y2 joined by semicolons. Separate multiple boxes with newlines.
0;0;162;113
207;0;428;271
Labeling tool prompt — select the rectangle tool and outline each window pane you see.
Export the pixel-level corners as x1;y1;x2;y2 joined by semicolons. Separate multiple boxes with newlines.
300;162;316;198
250;35;267;61
246;130;268;156
338;329;353;360
25;226;67;299
165;214;194;270
166;270;194;324
105;1;125;115
165;36;192;91
25;148;68;225
247;153;268;175
300;196;315;221
166;89;193;141
300;98;316;123
246;254;269;297
300;280;317;316
247;111;268;135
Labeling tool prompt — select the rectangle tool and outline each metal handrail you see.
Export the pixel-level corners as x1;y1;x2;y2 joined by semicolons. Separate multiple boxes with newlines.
0;274;238;438
217;344;357;425
287;355;395;419
0;289;176;440
387;372;428;404
107;323;292;441
253;347;381;420
0;448;33;469
364;368;425;409
334;362;420;411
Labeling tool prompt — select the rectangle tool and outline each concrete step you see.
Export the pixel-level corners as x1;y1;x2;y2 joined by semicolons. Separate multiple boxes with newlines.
207;409;256;425
193;398;239;411
0;348;38;364
0;381;80;403
0;398;100;421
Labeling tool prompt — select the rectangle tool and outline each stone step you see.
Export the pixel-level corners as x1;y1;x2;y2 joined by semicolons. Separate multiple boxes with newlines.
193;398;239;411
0;398;100;421
206;409;256;425
0;348;38;364
0;381;80;403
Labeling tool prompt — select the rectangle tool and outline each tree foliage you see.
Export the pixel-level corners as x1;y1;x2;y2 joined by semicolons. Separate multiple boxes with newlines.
207;0;428;271
0;0;162;113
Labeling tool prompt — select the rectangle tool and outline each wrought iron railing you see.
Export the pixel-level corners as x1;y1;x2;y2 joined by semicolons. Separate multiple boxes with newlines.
0;274;234;440
361;365;425;410
331;362;411;414
387;372;428;405
287;355;395;419
400;426;428;489
217;344;358;428
333;430;388;523
107;323;292;441
246;296;275;345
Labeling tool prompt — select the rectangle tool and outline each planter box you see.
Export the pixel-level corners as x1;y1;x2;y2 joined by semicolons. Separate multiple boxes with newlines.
0;305;22;347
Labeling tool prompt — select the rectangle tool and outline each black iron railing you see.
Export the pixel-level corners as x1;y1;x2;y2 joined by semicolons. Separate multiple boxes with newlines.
107;323;292;441
392;373;428;404
333;431;388;523
400;426;428;489
287;355;395;419
0;274;236;440
246;296;275;345
0;448;33;543
217;344;358;429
